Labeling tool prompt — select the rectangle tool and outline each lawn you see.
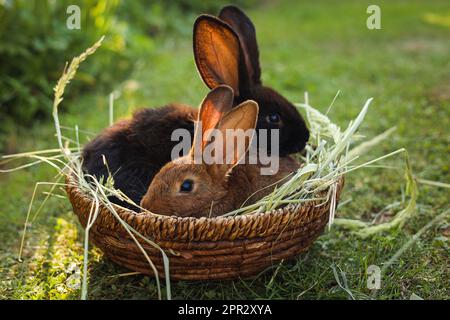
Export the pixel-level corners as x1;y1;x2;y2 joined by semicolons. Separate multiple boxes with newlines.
0;0;449;300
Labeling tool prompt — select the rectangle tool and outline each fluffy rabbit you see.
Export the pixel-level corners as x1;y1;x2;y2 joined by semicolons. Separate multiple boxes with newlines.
193;5;310;156
140;85;300;218
82;104;197;210
82;5;308;210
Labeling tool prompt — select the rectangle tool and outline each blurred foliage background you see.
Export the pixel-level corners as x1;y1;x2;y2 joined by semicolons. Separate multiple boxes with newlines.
0;0;448;300
0;0;253;150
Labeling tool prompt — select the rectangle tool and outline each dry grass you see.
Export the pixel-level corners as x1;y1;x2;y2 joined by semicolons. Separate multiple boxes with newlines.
0;38;423;300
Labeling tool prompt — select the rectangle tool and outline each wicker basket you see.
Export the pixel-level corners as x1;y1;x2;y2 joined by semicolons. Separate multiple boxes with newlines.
66;173;344;281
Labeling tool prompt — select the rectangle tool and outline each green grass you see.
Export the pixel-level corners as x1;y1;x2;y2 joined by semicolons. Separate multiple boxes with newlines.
0;0;449;300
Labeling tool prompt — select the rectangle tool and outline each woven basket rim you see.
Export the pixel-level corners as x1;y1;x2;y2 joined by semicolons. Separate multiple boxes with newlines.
66;172;345;241
66;172;344;220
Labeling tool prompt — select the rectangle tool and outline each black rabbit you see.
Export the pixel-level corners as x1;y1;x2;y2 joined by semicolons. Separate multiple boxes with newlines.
82;104;196;210
82;5;309;211
194;5;309;155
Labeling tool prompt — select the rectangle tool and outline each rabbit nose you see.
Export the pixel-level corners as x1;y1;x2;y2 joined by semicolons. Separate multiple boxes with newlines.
143;196;171;216
141;192;157;210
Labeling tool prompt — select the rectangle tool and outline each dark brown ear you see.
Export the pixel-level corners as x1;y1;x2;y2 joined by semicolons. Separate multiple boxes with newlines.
219;5;261;87
193;15;241;95
191;85;234;158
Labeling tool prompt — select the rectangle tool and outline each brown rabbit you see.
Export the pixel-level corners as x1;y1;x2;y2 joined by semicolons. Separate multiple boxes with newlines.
140;85;300;218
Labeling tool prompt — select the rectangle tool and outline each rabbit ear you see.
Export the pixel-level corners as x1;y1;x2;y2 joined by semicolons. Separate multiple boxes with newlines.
219;5;261;87
191;85;234;159
194;15;242;95
208;100;259;178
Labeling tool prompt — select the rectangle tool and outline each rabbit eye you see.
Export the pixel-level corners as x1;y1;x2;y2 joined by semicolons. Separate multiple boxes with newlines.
180;179;194;193
266;112;281;124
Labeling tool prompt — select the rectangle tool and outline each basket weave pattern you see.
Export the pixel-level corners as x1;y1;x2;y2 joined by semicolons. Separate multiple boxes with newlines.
66;174;344;280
